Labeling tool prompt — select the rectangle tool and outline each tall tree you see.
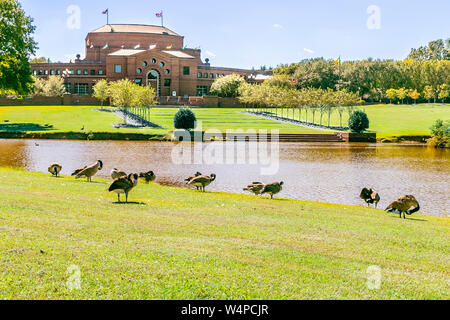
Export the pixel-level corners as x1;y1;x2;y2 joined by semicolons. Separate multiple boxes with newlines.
0;0;37;94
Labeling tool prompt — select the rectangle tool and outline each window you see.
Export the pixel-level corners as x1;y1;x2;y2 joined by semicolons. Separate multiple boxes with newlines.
159;62;165;68
76;70;81;75
164;79;171;87
50;70;55;75
142;61;148;67
137;68;142;74
38;70;43;75
148;71;158;80
90;70;96;76
164;69;170;75
135;78;143;86
64;83;72;93
70;69;74;75
196;86;208;96
98;70;104;75
56;70;61;75
183;66;190;75
33;70;37;75
151;58;156;64
216;73;219;78
74;83;89;95
197;72;202;78
210;73;214;78
44;70;48;75
83;70;88;75
114;65;122;73
204;73;208;78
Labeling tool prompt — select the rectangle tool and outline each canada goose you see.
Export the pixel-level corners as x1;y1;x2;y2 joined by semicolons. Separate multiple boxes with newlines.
260;182;284;199
108;173;139;203
111;168;127;180
243;182;265;195
385;195;420;219
360;188;381;208
185;172;202;190
188;173;216;192
139;171;156;184
74;160;103;182
48;163;62;177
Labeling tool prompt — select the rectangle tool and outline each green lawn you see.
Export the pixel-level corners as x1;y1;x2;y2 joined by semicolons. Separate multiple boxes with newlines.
0;104;449;139
0;168;448;299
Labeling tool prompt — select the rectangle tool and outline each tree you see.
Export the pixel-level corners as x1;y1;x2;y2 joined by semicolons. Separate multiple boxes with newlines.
30;57;50;63
174;108;197;131
44;75;65;96
108;79;135;108
0;0;37;95
427;119;450;148
438;84;449;103
408;89;420;104
396;87;408;104
348;110;369;133
423;85;436;103
210;74;245;97
133;85;157;107
92;79;109;106
32;76;46;96
386;89;397;104
408;38;450;61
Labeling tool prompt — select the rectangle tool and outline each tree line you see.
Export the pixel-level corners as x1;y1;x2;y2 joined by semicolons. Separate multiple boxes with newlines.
274;57;450;104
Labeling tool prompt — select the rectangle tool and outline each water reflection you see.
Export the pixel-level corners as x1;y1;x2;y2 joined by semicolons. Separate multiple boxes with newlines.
0;139;448;216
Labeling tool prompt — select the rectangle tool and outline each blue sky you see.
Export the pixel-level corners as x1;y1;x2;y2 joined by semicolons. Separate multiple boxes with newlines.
21;0;450;69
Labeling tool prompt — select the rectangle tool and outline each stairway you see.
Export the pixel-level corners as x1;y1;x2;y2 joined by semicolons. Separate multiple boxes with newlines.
204;133;345;142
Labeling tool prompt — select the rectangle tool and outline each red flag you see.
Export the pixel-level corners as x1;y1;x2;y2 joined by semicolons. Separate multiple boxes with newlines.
155;12;162;17
102;9;108;14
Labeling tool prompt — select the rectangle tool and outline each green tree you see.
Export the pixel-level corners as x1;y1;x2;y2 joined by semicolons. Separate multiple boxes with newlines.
348;110;369;133
133;85;157;107
408;89;420;104
44;75;65;97
0;0;37;94
438;84;449;103
174;108;197;131
427;119;450;148
30;57;50;63
92;79;109;106
386;89;397;104
210;74;245;97
396;87;408;104
423;85;436;103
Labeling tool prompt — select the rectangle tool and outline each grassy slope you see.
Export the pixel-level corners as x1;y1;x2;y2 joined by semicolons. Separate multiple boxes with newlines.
0;168;448;300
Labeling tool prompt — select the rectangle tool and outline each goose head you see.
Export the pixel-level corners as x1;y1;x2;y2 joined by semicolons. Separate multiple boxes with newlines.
97;160;103;170
210;174;216;181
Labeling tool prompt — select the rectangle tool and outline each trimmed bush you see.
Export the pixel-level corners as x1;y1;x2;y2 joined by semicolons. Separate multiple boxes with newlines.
348;110;369;133
174;108;197;131
427;119;450;148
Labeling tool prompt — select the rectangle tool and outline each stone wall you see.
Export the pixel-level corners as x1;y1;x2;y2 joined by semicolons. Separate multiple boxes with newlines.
0;95;102;106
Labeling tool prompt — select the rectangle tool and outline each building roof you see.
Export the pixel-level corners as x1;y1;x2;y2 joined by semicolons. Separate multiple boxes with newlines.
108;49;146;57
162;50;195;59
91;24;180;36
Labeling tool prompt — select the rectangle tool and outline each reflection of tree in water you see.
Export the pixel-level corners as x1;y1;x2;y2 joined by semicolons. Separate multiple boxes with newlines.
0;140;28;168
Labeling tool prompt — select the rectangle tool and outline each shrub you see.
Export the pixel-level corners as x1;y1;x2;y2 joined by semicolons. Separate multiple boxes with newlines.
348;110;369;133
210;74;245;98
174;107;197;131
427;119;450;148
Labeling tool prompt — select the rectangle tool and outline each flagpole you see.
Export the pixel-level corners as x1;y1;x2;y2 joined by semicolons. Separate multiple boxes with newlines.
161;10;164;27
107;10;109;25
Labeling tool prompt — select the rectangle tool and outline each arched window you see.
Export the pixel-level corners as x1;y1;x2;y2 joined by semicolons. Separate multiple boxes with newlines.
148;70;158;80
142;61;148;67
137;68;142;74
159;62;165;68
164;69;170;75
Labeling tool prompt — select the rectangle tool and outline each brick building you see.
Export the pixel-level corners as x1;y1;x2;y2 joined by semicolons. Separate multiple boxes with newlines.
31;24;268;97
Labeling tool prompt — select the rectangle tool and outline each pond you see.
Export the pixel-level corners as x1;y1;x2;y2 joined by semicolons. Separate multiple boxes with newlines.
0;139;448;216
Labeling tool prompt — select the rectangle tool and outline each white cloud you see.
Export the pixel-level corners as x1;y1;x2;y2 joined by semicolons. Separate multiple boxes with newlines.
205;50;217;58
273;24;283;29
303;48;315;54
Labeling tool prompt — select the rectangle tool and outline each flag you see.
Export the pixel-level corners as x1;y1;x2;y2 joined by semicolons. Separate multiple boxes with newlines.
149;44;157;50
102;9;108;14
121;44;125;49
90;44;94;48
166;45;172;49
335;57;341;65
134;44;140;49
181;46;186;50
103;43;108;49
156;12;162;17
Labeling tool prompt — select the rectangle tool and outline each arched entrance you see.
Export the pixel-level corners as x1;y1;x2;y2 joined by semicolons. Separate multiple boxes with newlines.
147;70;161;96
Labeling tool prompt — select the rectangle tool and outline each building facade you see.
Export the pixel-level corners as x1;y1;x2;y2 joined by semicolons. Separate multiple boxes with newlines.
31;24;267;97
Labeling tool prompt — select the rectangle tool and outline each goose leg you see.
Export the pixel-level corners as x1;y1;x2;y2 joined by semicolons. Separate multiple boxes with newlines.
117;194;120;203
126;192;128;203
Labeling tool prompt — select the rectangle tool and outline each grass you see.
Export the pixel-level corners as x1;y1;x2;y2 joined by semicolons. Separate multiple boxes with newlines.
0;104;449;140
0;168;448;299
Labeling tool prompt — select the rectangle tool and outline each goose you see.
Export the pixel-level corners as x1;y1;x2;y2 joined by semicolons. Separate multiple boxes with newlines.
108;173;139;203
243;182;265;195
71;166;87;177
185;172;202;190
111;168;127;180
360;188;381;208
187;173;216;192
139;171;156;184
385;195;420;219
48;163;62;177
260;182;284;199
74;160;103;182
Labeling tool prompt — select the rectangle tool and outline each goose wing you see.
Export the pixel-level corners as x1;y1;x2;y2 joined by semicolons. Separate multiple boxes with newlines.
71;166;87;176
188;175;210;185
108;177;133;192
